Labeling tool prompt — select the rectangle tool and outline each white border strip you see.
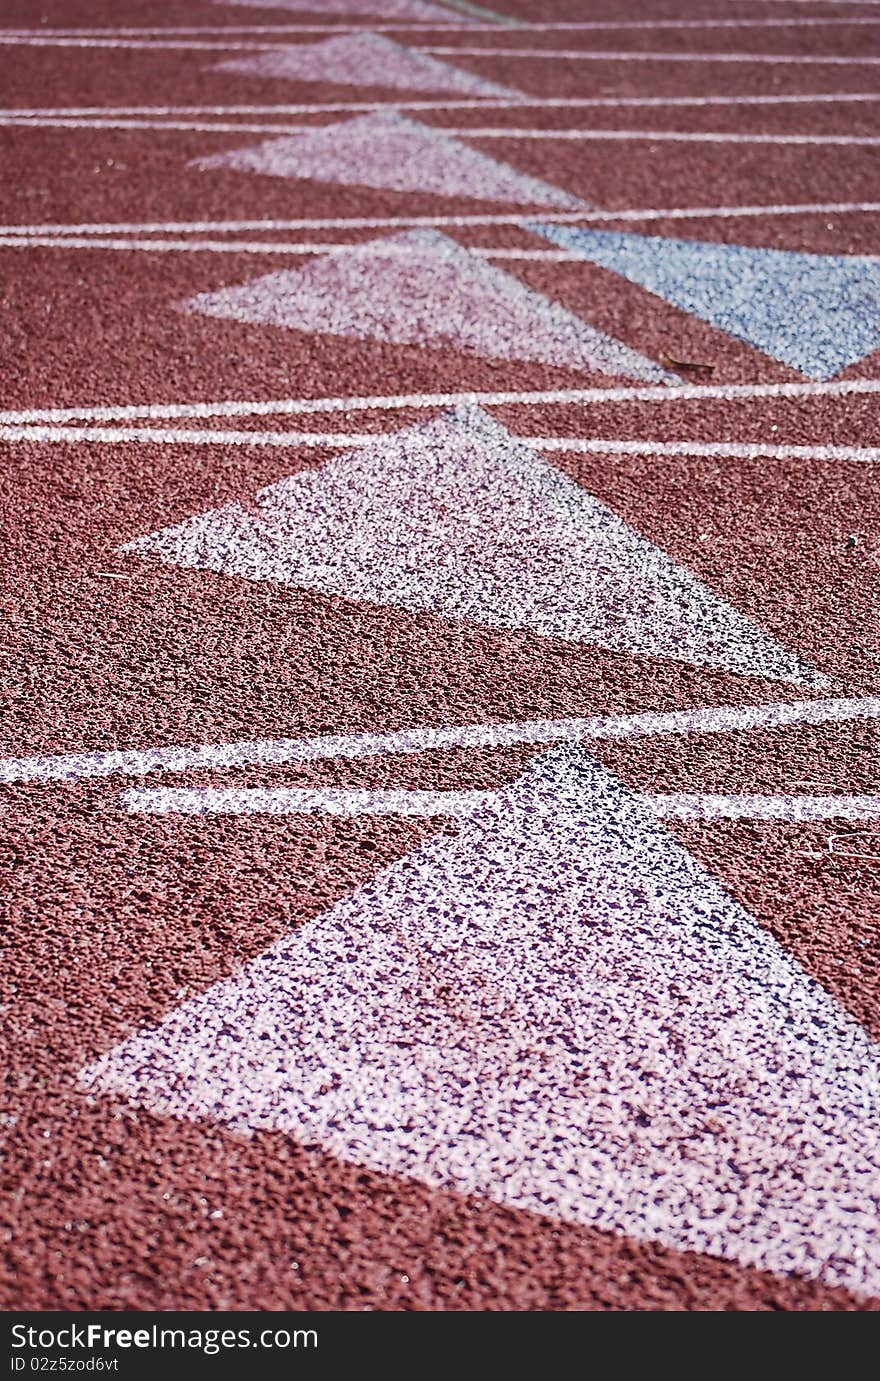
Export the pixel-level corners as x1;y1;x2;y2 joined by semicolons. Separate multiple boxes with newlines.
1;426;877;462
420;127;880;144
122;786;497;816
3;17;879;32
3;35;880;52
0;37;300;49
423;45;880;62
2;378;878;428
0;425;381;445
4;201;877;236
120;783;880;822
645;792;880;821
4;118;879;143
7;94;880;114
711;1;880;8
0;237;585;257
3;696;880;786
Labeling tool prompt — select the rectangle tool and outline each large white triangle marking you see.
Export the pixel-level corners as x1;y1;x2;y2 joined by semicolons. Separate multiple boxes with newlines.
196;111;583;208
179;230;669;383
124;407;820;684
214;32;520;99
84;746;880;1297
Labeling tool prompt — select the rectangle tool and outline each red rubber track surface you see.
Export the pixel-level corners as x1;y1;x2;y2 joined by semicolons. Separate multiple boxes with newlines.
2;0;879;1312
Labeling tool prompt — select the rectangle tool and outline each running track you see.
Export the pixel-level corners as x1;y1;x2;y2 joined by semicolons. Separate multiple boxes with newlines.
2;0;880;1314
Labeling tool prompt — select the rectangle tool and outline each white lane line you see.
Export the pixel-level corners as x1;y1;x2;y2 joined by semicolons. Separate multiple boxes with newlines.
423;45;880;62
5;29;878;49
0;236;585;257
737;1;880;7
645;793;880;821
5;117;880;143
2;425;877;463
0;237;343;254
2;27;442;36
120;784;880;821
0;118;342;132
3;17;880;31
3;696;880;786
122;786;497;816
0;425;383;445
5;35;880;54
0;38;324;49
0;37;294;49
6;16;880;30
523;438;880;461
4;202;877;236
8;93;880;113
440;128;880;144
2;378;878;428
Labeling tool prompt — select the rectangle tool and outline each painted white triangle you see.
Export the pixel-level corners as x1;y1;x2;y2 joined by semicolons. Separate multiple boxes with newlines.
84;746;880;1298
124;406;820;684
195;111;583;209
530;224;880;382
179;229;669;383
214;32;520;99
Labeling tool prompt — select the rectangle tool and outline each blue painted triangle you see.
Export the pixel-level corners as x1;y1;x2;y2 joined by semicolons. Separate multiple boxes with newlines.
527;225;880;380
